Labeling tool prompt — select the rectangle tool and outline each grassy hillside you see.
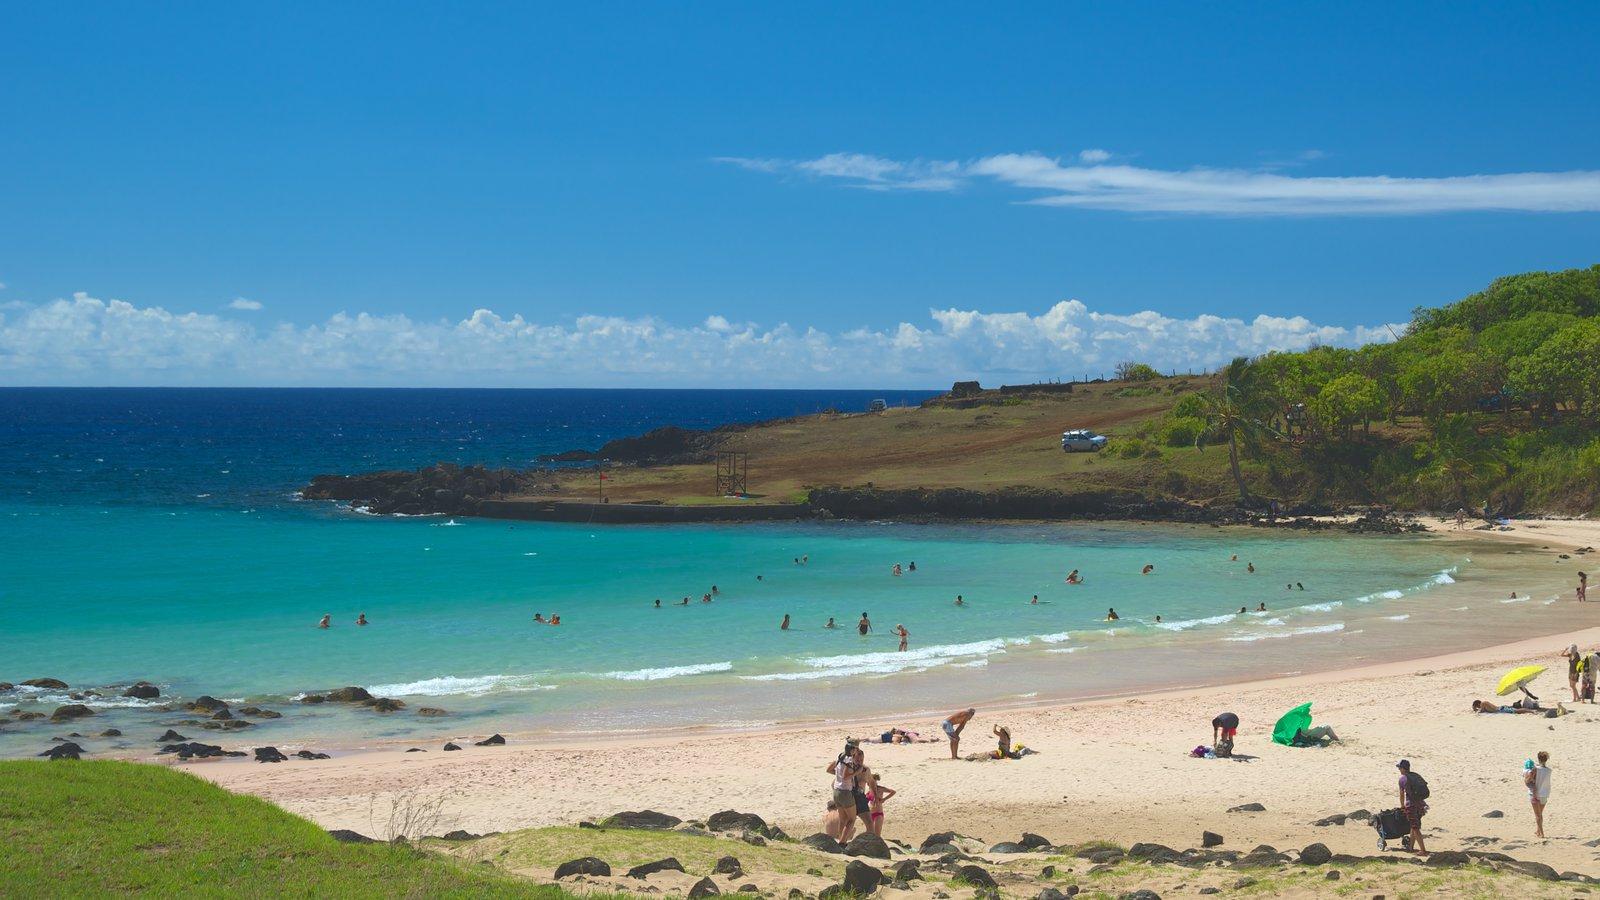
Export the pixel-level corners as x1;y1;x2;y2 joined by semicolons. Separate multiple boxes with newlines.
0;760;572;897
533;266;1600;516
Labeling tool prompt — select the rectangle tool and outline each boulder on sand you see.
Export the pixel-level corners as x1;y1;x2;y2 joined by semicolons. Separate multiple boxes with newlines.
39;742;85;760
1299;843;1332;866
714;856;743;875
157;729;188;742
603;810;682;830
846;832;892;859
554;857;611;879
955;865;997;889
157;742;247;760
801;833;845;854
1202;831;1224;848
328;829;377;844
707;810;770;834
688;877;721;898
474;733;505;746
625;857;685;879
295;749;331;760
1019;833;1053;850
254;746;289;763
442;742;461;751
1227;803;1266;813
843;860;884;895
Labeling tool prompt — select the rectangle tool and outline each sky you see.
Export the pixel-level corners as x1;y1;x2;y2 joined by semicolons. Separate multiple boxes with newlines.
2;2;1598;387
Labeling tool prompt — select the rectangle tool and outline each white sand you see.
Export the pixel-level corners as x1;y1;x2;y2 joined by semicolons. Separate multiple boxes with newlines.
197;519;1600;875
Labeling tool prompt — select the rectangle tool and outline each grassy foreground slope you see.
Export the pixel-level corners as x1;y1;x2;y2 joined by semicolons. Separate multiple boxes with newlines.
0;760;567;898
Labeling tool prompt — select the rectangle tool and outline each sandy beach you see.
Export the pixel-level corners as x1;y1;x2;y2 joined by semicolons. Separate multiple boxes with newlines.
191;518;1600;877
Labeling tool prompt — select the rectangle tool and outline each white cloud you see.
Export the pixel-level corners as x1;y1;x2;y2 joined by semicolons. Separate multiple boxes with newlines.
719;151;1600;215
0;291;1401;388
228;297;264;311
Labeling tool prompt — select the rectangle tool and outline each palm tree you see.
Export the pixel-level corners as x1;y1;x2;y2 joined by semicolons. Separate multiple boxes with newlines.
1196;357;1279;506
1417;414;1504;509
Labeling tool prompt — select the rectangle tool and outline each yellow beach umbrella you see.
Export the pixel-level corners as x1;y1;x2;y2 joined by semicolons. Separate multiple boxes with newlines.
1497;664;1546;697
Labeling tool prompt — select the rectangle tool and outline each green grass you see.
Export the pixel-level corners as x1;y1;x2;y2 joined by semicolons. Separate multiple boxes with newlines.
0;760;578;898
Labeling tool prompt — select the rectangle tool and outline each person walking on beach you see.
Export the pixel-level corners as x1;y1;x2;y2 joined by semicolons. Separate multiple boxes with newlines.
895;624;909;651
780;614;790;631
1579;572;1588;602
1454;508;1467;530
941;708;975;759
858;612;872;635
1396;760;1429;855
317;614;331;629
1561;644;1583;701
1526;751;1552;838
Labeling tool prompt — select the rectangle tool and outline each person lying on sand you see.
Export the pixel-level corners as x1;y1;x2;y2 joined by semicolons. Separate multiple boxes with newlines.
941;708;975;759
1473;699;1545;715
1292;725;1341;746
864;728;938;744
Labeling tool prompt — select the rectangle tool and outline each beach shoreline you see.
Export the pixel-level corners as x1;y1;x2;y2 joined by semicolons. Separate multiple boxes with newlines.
199;618;1600;876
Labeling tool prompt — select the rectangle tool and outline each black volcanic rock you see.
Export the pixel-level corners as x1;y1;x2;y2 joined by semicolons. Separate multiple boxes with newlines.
303;463;544;516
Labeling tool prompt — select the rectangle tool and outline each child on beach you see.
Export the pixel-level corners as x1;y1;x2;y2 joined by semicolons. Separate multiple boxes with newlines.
1526;751;1552;838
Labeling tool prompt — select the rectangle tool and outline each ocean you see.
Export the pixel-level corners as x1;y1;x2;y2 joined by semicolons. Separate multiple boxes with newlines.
0;388;1573;755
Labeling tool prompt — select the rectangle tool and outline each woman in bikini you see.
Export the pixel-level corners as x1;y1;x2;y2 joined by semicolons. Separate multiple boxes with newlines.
865;773;895;836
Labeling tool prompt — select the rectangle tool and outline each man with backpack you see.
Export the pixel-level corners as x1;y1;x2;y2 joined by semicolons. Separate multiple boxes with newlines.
1397;759;1429;855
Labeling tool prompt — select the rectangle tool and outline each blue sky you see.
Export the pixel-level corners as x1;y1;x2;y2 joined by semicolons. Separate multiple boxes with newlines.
2;2;1598;386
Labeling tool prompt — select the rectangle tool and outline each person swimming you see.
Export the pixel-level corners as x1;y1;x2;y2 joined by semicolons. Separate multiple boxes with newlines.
356;613;368;626
1238;606;1247;614
679;597;690;606
1106;608;1120;621
1155;615;1163;624
1296;582;1304;590
534;613;545;622
825;617;837;629
780;614;790;630
1141;564;1154;575
317;614;331;629
892;563;902;577
711;585;719;595
954;595;965;606
702;593;712;603
1256;602;1267;612
756;575;763;582
654;598;662;608
1246;562;1255;573
907;561;916;572
549;614;561;625
858;613;872;635
1065;569;1081;584
1230;554;1238;561
1030;594;1039;604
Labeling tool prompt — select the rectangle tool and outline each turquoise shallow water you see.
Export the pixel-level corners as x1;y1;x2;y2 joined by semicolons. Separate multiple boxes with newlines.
0;499;1489;753
1;388;1574;757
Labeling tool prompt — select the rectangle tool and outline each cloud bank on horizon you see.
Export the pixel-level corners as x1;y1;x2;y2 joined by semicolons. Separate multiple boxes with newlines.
716;152;1600;215
0;293;1401;388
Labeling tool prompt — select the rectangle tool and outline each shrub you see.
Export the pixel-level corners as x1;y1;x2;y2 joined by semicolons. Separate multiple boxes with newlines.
1156;416;1207;447
1115;361;1161;382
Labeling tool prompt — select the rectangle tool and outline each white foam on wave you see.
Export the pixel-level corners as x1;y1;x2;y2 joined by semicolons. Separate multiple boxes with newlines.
1431;571;1457;585
1500;596;1529;604
1224;622;1346;642
1383;614;1411;621
743;638;1010;682
1155;613;1237;631
432;518;465;527
1031;631;1074;644
1355;589;1406;603
366;674;556;697
601;661;733;681
1301;602;1343;613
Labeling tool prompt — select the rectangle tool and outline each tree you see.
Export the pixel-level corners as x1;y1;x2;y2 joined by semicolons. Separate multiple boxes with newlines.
1310;373;1384;440
1115;361;1160;382
1196;357;1279;505
1506;320;1600;420
1415;414;1504;509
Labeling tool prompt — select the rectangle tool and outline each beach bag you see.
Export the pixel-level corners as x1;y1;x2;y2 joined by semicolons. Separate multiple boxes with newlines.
1405;772;1430;802
1584;674;1596;702
1214;737;1234;758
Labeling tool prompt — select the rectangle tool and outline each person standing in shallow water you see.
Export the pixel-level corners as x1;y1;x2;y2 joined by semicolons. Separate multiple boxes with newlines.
317;614;331;629
894;624;909;651
858;612;872;635
780;614;790;630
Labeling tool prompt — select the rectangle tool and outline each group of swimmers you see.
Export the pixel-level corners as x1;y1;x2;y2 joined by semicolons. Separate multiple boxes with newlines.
317;613;368;628
890;561;917;576
531;613;561;625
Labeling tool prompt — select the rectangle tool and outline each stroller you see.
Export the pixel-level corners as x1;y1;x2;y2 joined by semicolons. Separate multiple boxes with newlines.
1372;807;1412;851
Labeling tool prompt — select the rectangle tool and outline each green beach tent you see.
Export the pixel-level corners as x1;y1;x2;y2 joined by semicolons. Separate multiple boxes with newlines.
1271;702;1313;746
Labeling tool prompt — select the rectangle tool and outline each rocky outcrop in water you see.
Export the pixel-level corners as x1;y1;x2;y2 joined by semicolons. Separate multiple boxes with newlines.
303;463;547;517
